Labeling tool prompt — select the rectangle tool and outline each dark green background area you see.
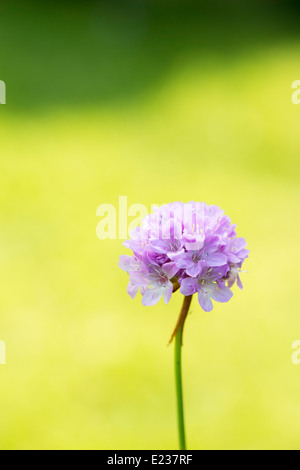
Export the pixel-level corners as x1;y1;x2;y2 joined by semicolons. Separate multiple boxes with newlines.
0;0;299;110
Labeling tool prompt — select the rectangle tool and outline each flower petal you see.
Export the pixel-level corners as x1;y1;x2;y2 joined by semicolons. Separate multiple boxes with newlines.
205;253;227;266
162;262;179;279
119;255;132;272
237;274;243;290
142;288;162;306
180;277;198;296
162;283;173;304
186;262;202;277
127;282;139;299
198;290;213;312
227;253;240;263
210;286;233;303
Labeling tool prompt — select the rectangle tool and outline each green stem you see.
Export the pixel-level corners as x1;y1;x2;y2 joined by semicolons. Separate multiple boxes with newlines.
175;323;186;450
173;295;192;451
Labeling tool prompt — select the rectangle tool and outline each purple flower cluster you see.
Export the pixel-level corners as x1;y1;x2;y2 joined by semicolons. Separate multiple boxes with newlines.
119;202;249;311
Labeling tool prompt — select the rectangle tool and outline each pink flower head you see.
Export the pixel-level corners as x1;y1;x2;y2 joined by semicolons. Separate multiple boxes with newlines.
119;202;249;311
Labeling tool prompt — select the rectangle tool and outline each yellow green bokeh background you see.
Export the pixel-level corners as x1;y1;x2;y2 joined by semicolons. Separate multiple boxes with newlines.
0;0;300;449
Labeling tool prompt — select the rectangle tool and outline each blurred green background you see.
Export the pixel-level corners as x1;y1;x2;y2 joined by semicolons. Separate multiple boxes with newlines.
1;0;300;450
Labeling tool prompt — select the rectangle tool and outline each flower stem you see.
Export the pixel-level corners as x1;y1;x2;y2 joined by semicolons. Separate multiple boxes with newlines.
173;295;192;451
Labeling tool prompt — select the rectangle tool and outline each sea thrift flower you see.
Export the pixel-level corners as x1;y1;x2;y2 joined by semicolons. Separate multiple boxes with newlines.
119;201;249;450
119;202;249;312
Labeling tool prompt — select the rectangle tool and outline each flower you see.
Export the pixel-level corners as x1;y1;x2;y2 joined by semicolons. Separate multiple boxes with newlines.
119;202;249;310
180;266;233;312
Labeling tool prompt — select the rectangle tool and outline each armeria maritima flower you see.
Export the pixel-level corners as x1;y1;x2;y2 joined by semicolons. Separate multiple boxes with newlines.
119;202;249;312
